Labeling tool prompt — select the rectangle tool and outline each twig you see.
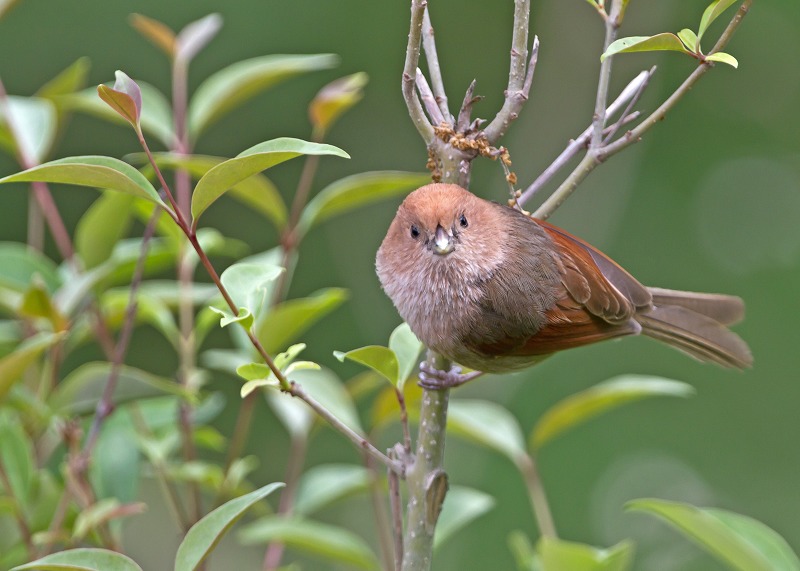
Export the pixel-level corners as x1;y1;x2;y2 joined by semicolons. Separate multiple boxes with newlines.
289;382;403;474
519;70;652;205
590;1;621;148
395;388;412;455
388;455;404;571
365;454;396;571
532;0;752;220
517;455;557;538
602;67;653;144
484;0;537;143
416;69;445;126
402;0;435;143
455;80;480;133
421;8;453;123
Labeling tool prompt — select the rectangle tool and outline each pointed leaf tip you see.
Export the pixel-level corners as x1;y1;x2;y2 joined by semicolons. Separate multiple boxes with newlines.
705;52;738;68
97;71;142;128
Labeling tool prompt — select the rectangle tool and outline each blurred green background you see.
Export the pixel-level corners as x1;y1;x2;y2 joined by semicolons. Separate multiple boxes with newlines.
1;1;798;569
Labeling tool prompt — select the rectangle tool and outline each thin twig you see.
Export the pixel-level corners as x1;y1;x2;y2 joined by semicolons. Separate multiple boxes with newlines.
365;454;396;571
517;455;557;538
455;80;480;133
415;69;445;126
484;0;536;143
421;8;453;123
519;70;652;205
602;67;653;145
590;2;621;148
289;382;403;474
532;0;752;220
395;388;412;455
402;0;435;143
388;458;404;571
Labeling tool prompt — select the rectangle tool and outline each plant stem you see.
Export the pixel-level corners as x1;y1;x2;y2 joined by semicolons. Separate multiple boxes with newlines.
590;2;620;148
421;8;452;123
516;454;556;538
0;457;35;559
402;0;435;143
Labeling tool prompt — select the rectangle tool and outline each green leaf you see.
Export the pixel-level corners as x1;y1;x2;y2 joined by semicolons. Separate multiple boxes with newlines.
294;464;371;516
678;28;699;52
530;375;694;451
73;498;143;540
389;322;423;391
0;96;57;163
434;486;495;550
508;530;540;571
100;289;179;344
130;152;288;230
537;537;635;571
191;138;348;229
37;57;91;101
90;412;140;503
239;516;380;570
705;52;739;68
258;288;348;354
209;306;254;330
0;242;61;293
334;346;398;385
297;171;429;237
96;71;142;128
0;332;64;402
19;279;69;331
176;13;222;62
601;33;690;62
174;482;284;571
220;262;284;320
188;53;339;138
61;82;174;146
698;0;740;41
49;362;187;416
448;399;526;464
627;499;800;571
309;72;368;138
0;156;165;206
11;548;143;571
0;411;34;503
75;191;135;269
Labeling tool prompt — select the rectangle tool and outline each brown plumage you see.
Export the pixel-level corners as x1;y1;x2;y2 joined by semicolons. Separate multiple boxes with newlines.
376;183;751;374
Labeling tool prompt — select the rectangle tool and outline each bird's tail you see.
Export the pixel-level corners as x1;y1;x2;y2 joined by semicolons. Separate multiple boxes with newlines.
636;288;752;369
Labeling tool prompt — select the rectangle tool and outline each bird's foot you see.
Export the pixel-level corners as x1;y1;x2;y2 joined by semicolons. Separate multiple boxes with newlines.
418;362;482;390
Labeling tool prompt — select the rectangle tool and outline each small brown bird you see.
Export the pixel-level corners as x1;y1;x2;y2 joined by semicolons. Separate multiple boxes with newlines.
376;184;751;386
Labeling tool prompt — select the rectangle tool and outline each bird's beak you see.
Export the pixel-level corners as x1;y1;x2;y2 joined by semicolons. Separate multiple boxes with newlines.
432;225;455;255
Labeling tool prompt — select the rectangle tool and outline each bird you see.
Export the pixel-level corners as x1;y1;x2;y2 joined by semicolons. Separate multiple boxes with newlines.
375;183;751;388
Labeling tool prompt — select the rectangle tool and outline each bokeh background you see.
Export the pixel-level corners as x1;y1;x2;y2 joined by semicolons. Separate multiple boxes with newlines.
1;1;798;569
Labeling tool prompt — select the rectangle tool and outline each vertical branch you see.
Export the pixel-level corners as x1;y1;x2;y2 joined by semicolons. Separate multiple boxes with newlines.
421;8;452;123
402;0;435;143
590;1;621;148
517;455;556;538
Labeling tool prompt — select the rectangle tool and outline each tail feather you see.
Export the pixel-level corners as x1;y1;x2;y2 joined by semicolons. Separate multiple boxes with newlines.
636;305;752;369
647;287;745;326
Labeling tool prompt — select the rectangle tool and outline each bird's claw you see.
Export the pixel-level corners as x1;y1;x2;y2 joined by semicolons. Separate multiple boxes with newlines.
418;361;481;390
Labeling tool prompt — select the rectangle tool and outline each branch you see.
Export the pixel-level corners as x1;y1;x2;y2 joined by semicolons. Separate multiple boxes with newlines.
421;7;453;123
484;0;537;143
416;68;446;126
533;0;752;220
517;455;557;538
402;0;434;143
590;1;622;148
519;69;652;205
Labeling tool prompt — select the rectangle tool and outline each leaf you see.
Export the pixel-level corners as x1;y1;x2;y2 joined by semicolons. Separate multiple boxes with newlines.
258;287;348;354
698;0;740;41
188;53;339;138
334;346;398;385
97;71;142;128
0;242;61;293
220;261;284;320
210;306;253;330
531;375;694;450
0;96;57;163
0;0;20;20
627;499;800;571
537;537;635;571
448;399;526;464
176;13;223;62
191;138;348;229
75;191;135;269
678;28;699;52
297;171;429;237
0;155;165;207
601;33;690;62
36;57;92;101
174;482;284;571
0;411;34;503
73;498;145;540
11;548;144;571
0;332;64;401
130;152;287;230
389;322;423;391
294;464;371;516
19;279;69;331
309;72;368;137
99;289;179;343
238;516;380;570
129;13;176;57
90;412;141;503
434;486;495;550
49;362;187;416
705;52;739;68
61;82;174;146
508;530;540;571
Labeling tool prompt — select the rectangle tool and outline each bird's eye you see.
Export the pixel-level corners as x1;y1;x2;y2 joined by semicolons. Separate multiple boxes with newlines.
459;214;468;228
410;225;420;239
